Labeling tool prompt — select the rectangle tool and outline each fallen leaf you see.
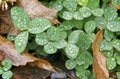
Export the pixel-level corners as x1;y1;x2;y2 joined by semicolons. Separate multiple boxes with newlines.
0;35;55;72
0;10;20;35
16;0;58;24
12;65;51;79
92;29;109;79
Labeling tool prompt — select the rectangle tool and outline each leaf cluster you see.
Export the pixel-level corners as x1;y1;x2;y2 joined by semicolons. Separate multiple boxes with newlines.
9;0;120;78
0;59;13;79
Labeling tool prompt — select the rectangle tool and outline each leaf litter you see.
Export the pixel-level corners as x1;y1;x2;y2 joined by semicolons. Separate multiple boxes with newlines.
92;29;109;79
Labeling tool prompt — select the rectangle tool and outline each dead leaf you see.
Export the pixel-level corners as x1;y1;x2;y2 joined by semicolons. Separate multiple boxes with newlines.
92;29;109;79
16;0;59;24
12;65;51;79
0;35;55;72
0;10;20;35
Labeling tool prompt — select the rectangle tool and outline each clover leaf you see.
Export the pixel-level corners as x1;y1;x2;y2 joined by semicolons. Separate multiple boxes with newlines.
84;20;96;33
51;0;63;11
62;11;73;20
117;72;120;79
75;51;93;67
35;32;48;45
2;60;12;71
2;71;13;79
76;31;91;50
106;58;116;70
65;44;79;59
11;7;30;30
87;0;99;9
104;29;114;41
44;42;57;54
15;31;29;53
65;60;76;70
99;39;113;51
54;39;67;49
68;30;81;44
102;50;113;58
112;0;120;6
28;18;51;34
91;8;104;16
47;26;66;41
95;16;107;29
111;39;120;51
107;20;120;32
77;0;88;6
104;6;118;21
63;0;78;12
79;7;91;18
73;11;84;20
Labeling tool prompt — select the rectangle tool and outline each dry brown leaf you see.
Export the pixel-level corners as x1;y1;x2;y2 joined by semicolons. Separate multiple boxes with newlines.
92;29;109;79
0;35;55;72
12;65;51;79
16;0;59;24
0;10;20;35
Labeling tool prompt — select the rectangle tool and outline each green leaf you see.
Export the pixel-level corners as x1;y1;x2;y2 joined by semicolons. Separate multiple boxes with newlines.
27;40;39;50
2;71;13;79
76;31;91;50
77;0;88;6
68;30;81;44
73;11;84;20
28;18;51;34
104;7;118;21
106;58;116;70
35;46;48;56
112;0;120;6
95;16;107;29
2;60;12;71
0;67;4;75
59;20;74;30
65;60;76;70
63;0;78;12
84;20;96;33
75;51;93;67
114;51;120;65
44;42;57;54
111;39;120;51
73;20;83;30
104;29;114;41
75;66;86;78
107;20;120;32
54;39;67;49
62;11;73;20
7;35;16;41
87;33;95;43
91;8;104;16
47;27;63;41
99;39;113;51
60;31;67;39
11;7;30;30
87;0;99;9
117;72;120;79
51;0;63;11
59;20;83;30
15;31;29;53
102;50;113;58
65;44;79;59
35;32;48;45
79;7;91;18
